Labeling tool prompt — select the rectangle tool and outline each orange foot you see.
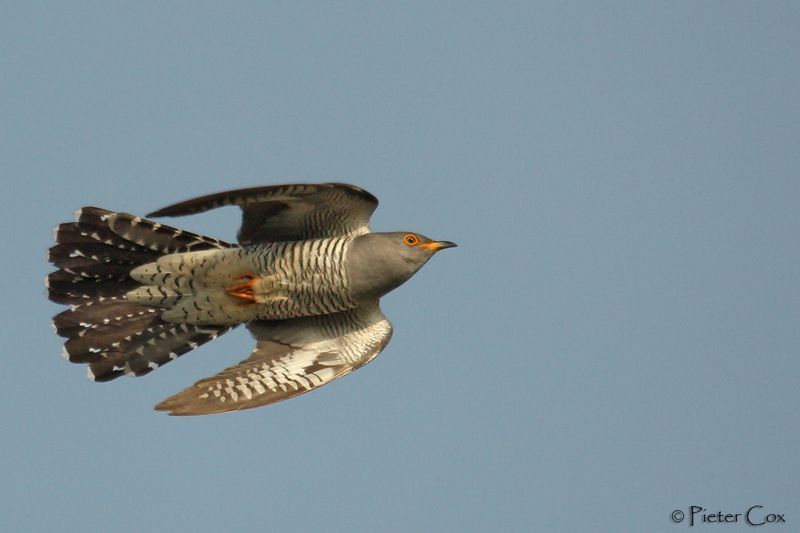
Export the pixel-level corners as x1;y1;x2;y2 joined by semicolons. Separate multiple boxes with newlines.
227;273;258;304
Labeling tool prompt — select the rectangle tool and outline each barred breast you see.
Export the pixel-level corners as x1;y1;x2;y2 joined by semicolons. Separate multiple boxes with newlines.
248;235;359;319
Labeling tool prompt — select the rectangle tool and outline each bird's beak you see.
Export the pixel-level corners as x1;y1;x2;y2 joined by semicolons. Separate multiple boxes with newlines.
420;240;458;252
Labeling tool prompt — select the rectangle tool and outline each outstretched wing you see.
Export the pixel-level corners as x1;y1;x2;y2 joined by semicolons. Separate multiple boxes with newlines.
154;303;393;416
148;183;378;244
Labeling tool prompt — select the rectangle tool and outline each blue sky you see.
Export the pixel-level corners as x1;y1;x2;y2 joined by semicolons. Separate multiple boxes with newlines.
2;2;799;531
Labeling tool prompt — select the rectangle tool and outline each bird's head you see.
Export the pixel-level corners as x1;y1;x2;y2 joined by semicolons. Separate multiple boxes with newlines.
346;231;457;299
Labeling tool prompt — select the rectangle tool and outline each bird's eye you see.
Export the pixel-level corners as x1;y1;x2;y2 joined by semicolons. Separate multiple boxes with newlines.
403;233;419;246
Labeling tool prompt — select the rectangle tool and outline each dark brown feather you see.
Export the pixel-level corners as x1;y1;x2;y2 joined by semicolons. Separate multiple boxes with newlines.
49;206;235;381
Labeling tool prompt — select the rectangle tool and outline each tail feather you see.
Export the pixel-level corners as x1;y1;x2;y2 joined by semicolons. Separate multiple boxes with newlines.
76;207;230;253
48;255;140;280
54;299;149;336
49;241;157;266
46;279;141;305
53;221;152;251
62;305;161;363
49;207;236;382
87;323;232;381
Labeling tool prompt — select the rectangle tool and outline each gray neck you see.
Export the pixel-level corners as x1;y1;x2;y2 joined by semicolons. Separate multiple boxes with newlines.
345;233;425;301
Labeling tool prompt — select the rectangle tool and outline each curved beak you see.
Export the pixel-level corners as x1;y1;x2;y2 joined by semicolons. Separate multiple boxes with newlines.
420;240;458;252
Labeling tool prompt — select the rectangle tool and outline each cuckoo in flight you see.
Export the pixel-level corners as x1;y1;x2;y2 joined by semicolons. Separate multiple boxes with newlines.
47;183;456;415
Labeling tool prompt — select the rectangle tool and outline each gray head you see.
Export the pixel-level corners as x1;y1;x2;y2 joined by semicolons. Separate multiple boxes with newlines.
346;232;457;300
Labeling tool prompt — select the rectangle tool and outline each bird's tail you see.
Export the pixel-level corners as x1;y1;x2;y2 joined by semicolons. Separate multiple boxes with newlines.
48;207;234;381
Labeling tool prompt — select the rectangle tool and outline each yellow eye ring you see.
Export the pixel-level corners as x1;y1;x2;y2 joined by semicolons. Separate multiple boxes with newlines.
403;233;419;246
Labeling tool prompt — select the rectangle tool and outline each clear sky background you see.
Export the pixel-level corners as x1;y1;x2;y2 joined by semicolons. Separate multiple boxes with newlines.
2;2;798;532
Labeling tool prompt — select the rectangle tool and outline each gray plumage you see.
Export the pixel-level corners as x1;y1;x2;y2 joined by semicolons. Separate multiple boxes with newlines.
48;183;456;415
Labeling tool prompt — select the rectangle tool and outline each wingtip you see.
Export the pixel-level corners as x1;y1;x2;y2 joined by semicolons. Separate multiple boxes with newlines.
153;399;171;413
146;205;189;218
153;402;197;416
154;396;181;414
153;391;245;416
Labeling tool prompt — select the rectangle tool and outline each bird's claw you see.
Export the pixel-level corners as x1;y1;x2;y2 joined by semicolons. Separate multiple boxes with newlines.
227;274;257;304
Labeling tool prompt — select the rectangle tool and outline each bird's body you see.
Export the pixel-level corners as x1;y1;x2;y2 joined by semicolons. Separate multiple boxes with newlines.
47;183;455;415
126;237;359;324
